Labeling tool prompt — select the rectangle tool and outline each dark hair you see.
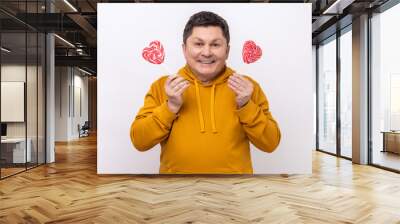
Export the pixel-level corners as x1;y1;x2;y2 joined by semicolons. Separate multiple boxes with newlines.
183;11;230;44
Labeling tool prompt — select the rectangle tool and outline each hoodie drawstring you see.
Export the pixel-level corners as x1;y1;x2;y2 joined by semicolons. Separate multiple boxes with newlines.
210;84;217;133
194;81;217;133
194;81;205;133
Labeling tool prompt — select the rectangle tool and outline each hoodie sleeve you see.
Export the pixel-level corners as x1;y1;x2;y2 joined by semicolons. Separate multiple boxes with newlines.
130;78;177;151
236;82;281;153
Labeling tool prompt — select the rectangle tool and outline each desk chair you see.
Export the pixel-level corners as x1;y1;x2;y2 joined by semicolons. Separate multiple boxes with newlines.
79;121;90;138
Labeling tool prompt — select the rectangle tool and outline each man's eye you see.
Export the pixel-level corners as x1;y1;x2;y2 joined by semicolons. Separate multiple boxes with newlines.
212;43;220;47
195;43;203;46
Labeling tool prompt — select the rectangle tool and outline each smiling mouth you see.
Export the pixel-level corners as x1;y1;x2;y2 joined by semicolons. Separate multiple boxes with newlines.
197;60;216;65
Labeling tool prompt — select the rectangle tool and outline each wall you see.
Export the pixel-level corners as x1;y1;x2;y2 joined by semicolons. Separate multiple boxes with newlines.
55;67;89;141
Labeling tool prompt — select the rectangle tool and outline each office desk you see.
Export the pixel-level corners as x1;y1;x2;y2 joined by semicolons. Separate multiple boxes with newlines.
382;131;400;154
1;138;31;163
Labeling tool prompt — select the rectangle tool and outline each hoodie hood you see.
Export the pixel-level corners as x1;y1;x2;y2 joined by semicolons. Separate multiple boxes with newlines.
176;65;234;134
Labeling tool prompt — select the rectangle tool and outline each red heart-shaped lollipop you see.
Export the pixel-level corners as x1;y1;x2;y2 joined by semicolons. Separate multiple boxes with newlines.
142;40;165;64
242;40;262;64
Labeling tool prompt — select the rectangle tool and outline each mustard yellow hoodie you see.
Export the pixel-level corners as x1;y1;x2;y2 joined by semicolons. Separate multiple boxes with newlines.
130;65;281;174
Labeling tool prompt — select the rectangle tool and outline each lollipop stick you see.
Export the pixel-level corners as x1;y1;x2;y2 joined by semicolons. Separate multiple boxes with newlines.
160;63;172;75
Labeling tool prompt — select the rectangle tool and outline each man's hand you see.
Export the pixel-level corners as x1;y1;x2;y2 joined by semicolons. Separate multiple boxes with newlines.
228;73;254;109
165;75;190;114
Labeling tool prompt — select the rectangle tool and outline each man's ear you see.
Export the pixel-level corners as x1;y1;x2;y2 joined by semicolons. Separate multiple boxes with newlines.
182;43;186;52
226;44;230;59
182;43;186;56
182;43;188;60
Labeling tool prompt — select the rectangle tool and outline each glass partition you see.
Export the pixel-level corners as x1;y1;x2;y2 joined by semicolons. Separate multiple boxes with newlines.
1;31;28;177
27;31;38;169
0;1;46;179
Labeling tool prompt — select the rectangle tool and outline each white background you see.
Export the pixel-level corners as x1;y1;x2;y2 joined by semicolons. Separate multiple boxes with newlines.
98;3;313;174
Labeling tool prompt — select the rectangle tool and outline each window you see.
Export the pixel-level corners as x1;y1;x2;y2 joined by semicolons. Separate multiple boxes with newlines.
371;2;400;171
340;28;352;158
318;36;337;154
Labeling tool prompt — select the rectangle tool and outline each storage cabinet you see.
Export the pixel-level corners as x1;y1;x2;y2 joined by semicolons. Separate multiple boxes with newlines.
382;131;400;154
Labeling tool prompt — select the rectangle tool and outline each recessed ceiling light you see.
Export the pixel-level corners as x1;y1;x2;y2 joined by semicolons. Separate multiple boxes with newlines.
323;0;355;15
1;47;11;53
78;67;93;76
54;34;75;48
63;0;78;12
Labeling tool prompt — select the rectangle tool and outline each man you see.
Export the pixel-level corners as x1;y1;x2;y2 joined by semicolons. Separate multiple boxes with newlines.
130;11;281;174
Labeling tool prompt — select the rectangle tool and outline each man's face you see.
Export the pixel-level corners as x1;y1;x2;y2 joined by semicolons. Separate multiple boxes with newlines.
182;26;230;82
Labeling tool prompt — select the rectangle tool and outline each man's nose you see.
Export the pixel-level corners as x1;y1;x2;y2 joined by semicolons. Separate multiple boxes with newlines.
201;45;212;57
